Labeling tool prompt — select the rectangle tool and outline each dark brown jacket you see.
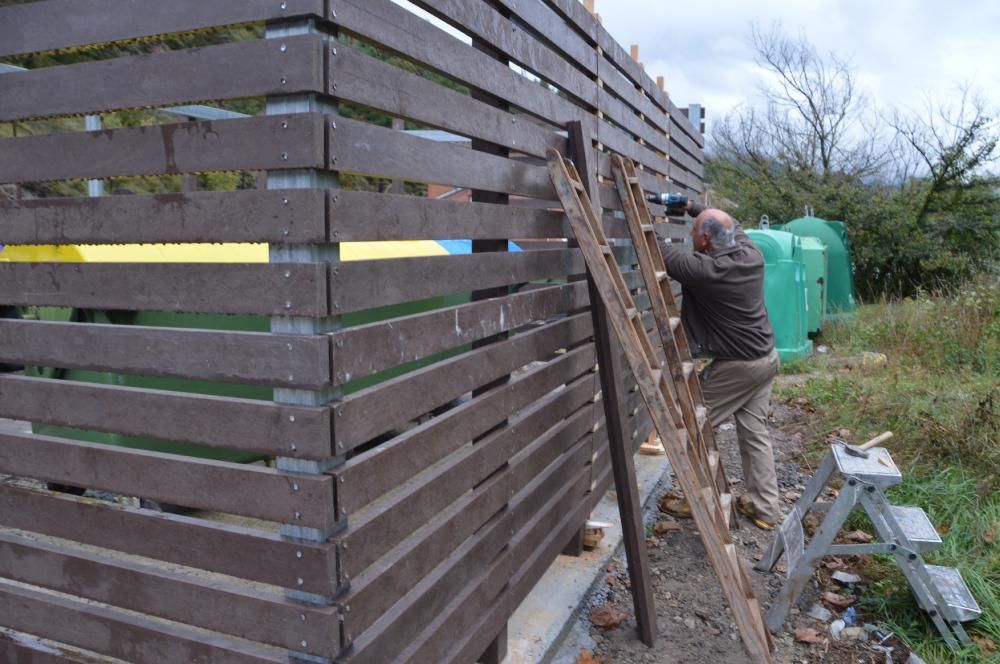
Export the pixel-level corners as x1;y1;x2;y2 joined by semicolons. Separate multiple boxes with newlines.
660;207;774;360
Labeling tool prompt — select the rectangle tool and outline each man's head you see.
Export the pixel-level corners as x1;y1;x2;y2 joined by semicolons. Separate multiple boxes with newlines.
691;208;736;254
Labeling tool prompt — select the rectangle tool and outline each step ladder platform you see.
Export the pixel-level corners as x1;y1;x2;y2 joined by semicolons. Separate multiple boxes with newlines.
889;505;942;553
921;565;982;622
831;445;902;487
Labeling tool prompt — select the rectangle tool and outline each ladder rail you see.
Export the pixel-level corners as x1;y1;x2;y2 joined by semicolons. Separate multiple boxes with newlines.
547;149;774;663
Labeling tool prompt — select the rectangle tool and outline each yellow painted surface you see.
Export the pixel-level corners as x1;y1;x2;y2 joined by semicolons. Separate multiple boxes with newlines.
0;240;449;263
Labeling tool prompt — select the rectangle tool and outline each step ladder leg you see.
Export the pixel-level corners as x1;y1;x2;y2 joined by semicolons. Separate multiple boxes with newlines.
766;481;862;632
860;489;974;649
756;452;838;572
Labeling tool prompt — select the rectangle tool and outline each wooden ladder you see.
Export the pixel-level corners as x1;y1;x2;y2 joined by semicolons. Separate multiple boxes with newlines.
546;149;774;663
610;155;739;527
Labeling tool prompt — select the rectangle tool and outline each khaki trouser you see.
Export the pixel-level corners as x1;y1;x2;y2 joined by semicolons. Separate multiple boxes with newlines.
700;349;781;523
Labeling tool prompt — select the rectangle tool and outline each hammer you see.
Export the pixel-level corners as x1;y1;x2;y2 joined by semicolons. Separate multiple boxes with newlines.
833;431;894;458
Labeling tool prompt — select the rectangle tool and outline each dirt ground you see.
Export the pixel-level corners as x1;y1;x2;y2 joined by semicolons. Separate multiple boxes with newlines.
571;398;915;664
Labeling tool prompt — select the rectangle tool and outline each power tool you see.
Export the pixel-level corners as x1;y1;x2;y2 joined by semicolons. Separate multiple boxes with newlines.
646;192;689;215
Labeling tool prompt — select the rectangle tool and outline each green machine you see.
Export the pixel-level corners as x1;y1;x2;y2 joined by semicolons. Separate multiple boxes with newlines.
774;217;857;321
746;230;812;362
798;236;828;334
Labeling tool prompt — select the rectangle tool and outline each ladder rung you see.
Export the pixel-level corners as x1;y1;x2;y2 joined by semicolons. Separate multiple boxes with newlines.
719;492;733;527
682;361;694;380
657;271;669;282
571;178;585;192
696;405;707;428
640;224;654;232
600;245;613;255
626;307;639;320
707;450;719;472
669;315;680;331
626;176;639;183
650;369;663;385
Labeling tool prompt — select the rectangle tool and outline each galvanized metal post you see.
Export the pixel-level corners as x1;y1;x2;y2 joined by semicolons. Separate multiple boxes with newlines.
266;10;341;664
84;115;104;197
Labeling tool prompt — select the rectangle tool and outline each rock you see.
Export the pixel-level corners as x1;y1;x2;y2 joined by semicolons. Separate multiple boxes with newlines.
831;571;862;584
683;617;697;629
793;627;824;643
842;626;864;640
719;423;735;431
784;490;802;502
822;591;856;608
829;619;845;640
808;604;833;622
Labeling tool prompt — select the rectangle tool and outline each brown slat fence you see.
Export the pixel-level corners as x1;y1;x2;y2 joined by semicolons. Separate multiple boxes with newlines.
0;0;704;661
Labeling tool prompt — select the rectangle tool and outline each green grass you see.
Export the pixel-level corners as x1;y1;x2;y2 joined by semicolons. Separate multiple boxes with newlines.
774;280;1000;663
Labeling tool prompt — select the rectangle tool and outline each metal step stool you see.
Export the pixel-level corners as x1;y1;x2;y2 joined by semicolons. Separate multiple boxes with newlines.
757;442;981;651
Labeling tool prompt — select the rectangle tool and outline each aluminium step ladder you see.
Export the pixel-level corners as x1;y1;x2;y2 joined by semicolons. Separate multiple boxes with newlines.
610;155;738;527
757;441;981;650
546;148;774;663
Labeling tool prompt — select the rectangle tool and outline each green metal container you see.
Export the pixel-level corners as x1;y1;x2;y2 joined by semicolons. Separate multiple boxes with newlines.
746;230;812;362
775;217;857;321
798;237;828;335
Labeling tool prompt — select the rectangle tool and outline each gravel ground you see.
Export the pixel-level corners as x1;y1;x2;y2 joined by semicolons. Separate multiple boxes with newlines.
559;400;915;664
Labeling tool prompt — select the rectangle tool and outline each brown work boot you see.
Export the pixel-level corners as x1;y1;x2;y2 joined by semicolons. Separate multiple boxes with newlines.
737;495;776;530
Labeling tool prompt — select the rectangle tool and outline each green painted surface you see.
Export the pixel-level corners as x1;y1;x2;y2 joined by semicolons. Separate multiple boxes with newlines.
746;230;812;362
799;236;828;334
776;217;857;320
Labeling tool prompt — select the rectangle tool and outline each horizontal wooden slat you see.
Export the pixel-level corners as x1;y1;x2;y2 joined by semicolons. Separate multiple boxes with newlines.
332;280;590;382
0;581;285;664
597;24;670;116
328;189;564;241
0;484;338;595
670;101;706;148
333;311;593;449
335;0;594;132
492;0;598;75
0;431;336;530
0;375;332;459
0;188;327;245
340;378;595;581
0;262;328;316
0;319;331;389
330;115;553;198
0;34;326;122
0;532;340;658
414;0;597;109
0;631;87;663
0;113;325;184
0;0;325;57
331;44;564;160
343;413;594;656
330;248;579;318
334;344;596;512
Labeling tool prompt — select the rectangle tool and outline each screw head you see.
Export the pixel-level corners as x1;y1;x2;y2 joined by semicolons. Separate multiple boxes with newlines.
280;44;287;52
296;577;304;586
281;77;287;85
294;511;302;520
281;121;288;129
289;414;296;422
280;1;287;9
296;550;303;558
281;152;289;161
282;197;289;204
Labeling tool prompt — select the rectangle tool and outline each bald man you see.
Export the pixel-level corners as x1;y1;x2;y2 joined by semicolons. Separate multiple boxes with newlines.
659;203;781;529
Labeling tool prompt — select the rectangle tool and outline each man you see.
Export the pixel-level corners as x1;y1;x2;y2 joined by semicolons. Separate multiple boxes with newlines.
659;202;781;530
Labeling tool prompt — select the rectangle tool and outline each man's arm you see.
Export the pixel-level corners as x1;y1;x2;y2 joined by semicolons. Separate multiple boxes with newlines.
659;238;710;285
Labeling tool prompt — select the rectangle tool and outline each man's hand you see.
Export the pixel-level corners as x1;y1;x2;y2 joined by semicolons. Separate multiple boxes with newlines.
647;192;690;215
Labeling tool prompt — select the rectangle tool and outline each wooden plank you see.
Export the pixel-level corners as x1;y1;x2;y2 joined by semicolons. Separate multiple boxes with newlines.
339;374;595;582
329;115;553;198
334;344;595;512
329;249;581;315
0;484;338;596
597;82;671;150
333;312;593;450
328;189;565;241
0;113;325;184
331;281;590;382
335;0;593;131
563;128;657;646
489;0;598;75
0;532;340;658
413;0;598;109
0;431;335;530
0;319;332;390
0;34;326;122
0;631;89;664
0;375;332;460
0;582;285;664
347;432;593;661
0;0;326;57
0;262;328;316
669;101;706;148
596;25;670;116
330;45;565;160
0;189;327;245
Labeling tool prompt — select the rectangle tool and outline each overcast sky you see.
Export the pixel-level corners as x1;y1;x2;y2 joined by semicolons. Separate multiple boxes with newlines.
594;0;1000;141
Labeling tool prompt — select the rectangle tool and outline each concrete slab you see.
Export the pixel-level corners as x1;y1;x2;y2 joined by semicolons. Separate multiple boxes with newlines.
505;452;672;663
